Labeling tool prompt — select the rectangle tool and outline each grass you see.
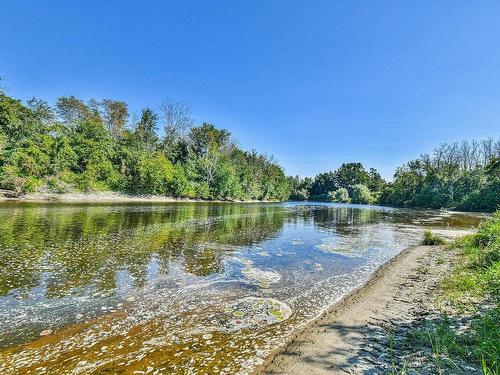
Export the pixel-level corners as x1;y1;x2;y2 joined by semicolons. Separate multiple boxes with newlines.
422;230;447;245
442;211;500;305
400;212;500;374
389;333;408;375
470;308;500;375
417;266;430;275
434;211;500;374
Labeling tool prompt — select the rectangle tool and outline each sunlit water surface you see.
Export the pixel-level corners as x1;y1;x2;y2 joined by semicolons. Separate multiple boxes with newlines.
0;202;483;374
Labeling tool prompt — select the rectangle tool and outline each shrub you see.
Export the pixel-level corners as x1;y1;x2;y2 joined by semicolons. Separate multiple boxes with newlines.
351;184;372;204
292;188;309;201
328;187;351;203
422;230;446;245
195;182;211;199
45;175;74;193
128;152;174;195
169;163;194;197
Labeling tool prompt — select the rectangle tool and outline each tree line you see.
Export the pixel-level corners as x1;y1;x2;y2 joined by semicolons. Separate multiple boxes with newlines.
379;139;500;212
1;84;498;211
287;162;385;204
288;139;500;212
0;90;289;201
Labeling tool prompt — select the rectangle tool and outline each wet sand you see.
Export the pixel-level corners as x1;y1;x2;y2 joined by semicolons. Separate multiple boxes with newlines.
261;244;460;374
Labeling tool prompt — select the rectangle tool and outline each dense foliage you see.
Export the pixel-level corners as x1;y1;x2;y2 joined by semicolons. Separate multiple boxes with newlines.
0;90;289;201
287;162;384;204
380;139;500;212
289;140;499;212
1;83;498;211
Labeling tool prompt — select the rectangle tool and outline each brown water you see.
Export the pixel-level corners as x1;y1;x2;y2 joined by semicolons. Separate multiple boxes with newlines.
0;202;483;374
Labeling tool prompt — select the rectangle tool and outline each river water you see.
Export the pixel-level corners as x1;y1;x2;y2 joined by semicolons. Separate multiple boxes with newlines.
0;201;482;374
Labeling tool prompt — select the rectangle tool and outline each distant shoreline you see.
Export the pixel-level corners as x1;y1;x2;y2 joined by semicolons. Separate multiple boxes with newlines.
0;191;280;204
0;194;491;217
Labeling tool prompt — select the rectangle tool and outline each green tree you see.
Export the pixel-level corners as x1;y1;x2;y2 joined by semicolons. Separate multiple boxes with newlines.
351;184;372;204
134;108;159;151
329;187;351;203
55;96;90;128
169;163;195;198
335;162;370;188
0;87;293;202
101;99;128;139
128;152;174;195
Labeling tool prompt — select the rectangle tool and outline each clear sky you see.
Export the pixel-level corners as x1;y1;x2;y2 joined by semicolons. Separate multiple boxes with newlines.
1;1;499;179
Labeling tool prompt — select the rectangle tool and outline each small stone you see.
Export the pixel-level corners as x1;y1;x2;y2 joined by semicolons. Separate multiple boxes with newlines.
39;329;52;336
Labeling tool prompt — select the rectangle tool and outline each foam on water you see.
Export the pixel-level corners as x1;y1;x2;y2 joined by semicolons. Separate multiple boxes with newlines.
0;202;482;373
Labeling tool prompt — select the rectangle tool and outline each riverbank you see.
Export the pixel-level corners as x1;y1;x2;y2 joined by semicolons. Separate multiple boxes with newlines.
261;243;484;374
0;191;276;203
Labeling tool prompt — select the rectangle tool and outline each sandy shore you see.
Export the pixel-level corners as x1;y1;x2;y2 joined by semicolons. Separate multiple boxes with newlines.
260;244;465;374
0;191;273;203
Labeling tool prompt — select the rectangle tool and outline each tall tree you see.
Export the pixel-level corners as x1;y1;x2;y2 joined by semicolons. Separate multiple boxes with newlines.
101;99;128;139
55;96;90;128
134;108;158;151
160;98;193;160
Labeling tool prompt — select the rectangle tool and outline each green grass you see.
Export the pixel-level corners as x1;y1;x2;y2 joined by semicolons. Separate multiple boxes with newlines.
471;308;500;375
389;333;408;375
435;211;500;374
422;230;447;245
403;212;500;374
405;317;464;372
443;211;500;304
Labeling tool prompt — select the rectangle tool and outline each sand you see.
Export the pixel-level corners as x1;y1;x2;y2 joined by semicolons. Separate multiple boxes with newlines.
260;244;464;374
0;191;272;203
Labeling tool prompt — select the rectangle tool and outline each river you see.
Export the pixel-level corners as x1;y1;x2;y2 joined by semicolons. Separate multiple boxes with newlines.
0;201;482;374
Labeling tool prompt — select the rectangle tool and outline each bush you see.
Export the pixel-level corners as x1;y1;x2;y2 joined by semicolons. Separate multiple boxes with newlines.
422;230;446;245
128;152;174;195
169;163;195;198
0;165;43;193
328;187;351;203
458;182;500;213
291;188;309;201
351;184;372;204
45;175;74;193
195;182;211;199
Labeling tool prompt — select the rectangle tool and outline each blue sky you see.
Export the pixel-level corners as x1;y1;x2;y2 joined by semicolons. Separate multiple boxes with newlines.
1;1;499;179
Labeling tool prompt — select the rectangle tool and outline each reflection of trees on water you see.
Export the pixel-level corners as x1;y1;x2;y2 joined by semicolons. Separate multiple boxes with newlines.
286;206;392;235
0;204;285;297
313;207;387;235
3;203;472;298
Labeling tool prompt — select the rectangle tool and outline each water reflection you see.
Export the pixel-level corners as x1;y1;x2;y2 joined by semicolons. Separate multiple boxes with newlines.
0;202;483;373
0;203;285;297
